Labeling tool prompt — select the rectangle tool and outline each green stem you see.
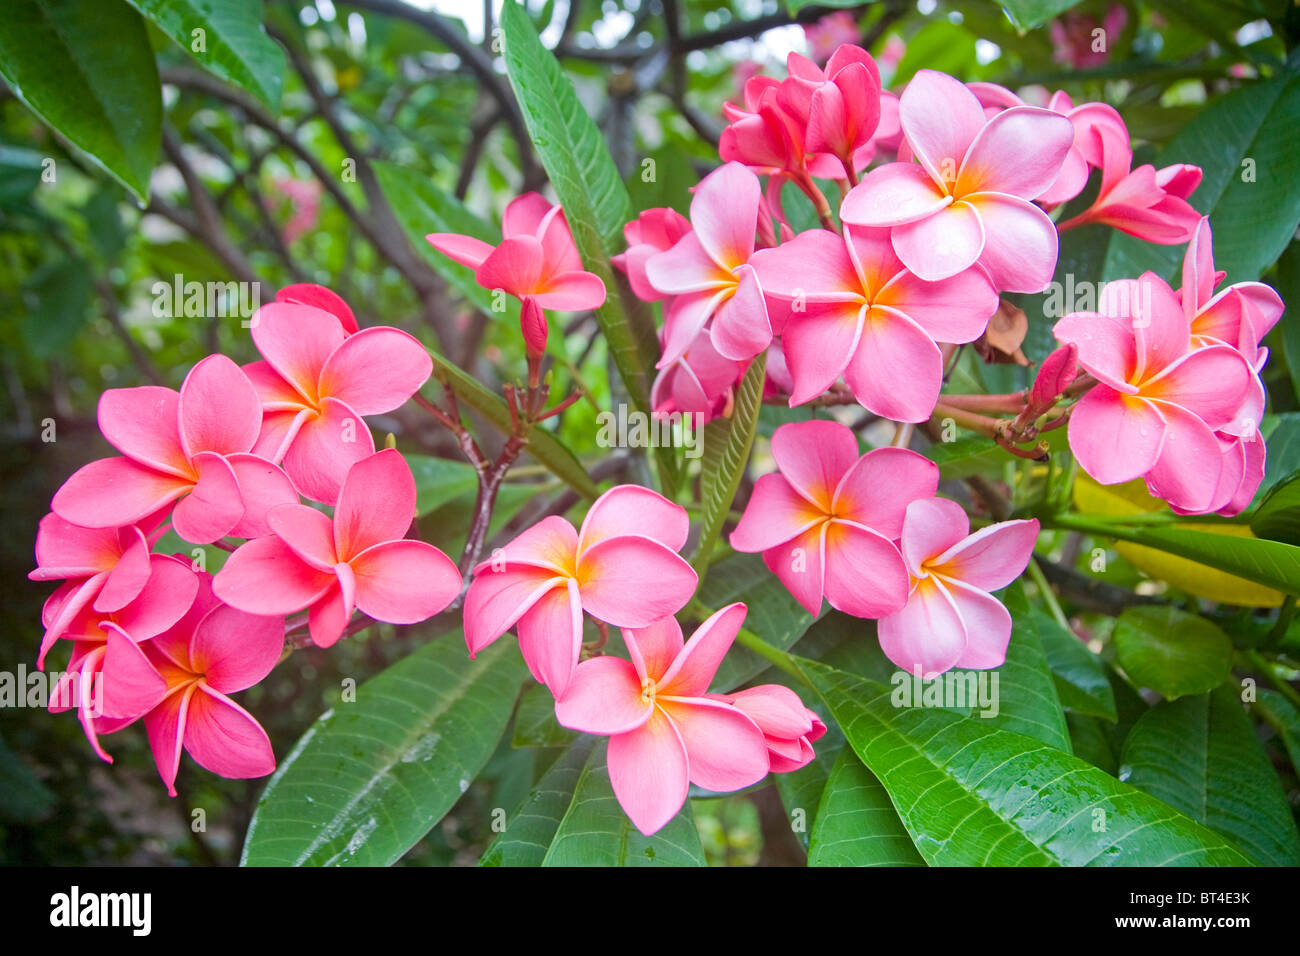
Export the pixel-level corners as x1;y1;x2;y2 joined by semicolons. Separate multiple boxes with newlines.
733;627;807;685
1244;650;1300;711
1026;556;1071;631
1264;596;1297;649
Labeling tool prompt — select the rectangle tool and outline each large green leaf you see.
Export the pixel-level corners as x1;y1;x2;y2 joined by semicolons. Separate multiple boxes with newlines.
1251;472;1300;545
498;1;656;419
999;0;1085;31
991;582;1072;750
405;454;479;516
807;748;925;867
540;742;706;866
1113;606;1235;700
0;0;161;201
1104;65;1300;285
1028;587;1118;721
797;657;1254;865
241;636;526;866
1277;242;1300;401
1255;688;1300;776
511;683;578;749
1121;685;1300;866
480;738;594;866
21;256;91;358
695;353;766;572
127;0;284;108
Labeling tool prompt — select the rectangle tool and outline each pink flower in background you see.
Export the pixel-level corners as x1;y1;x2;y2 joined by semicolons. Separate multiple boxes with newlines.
1055;274;1255;513
650;329;746;424
268;177;321;244
730;420;936;618
841;70;1073;291
751;224;997;421
1050;5;1127;70
426;193;606;311
464;485;697;697
645;162;774;364
46;554;198;762
51;355;297;544
778;47;882;174
555;604;770;835
712;684;826;772
803;11;861;64
878;498;1038;678
612;206;692;303
141;574;284;796
244;300;432;504
213;449;461;648
275;283;359;335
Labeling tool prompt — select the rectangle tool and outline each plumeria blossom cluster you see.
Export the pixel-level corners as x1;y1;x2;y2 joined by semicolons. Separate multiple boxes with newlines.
32;39;1288;840
31;284;461;794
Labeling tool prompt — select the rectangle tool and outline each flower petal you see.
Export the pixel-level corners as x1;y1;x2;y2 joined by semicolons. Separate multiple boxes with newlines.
317;327;433;416
350;539;461;624
822;520;910;618
170;452;244;545
731;473;826;553
762;524;826;617
658;602;748;697
577;484;690;554
840;162;951;227
945;580;1013;670
691;162;760;270
463;567;564;656
517;577;584;696
932;518;1040;592
845;307;944;423
52;457;190;530
957;107;1073;199
899;70;987;186
607;709;690;836
280;397;376;506
832;447;939;537
249;301;345;404
213;535;337;615
191;605;284;694
657;697;769;792
1067;389;1166;485
98;386;189;477
964;193;1060;293
577;537;698;628
184;684;276;781
333;448;416;560
890;201;985;282
554;655;653;735
178;354;262;458
623;616;685;684
770;419;859;511
877;576;967;679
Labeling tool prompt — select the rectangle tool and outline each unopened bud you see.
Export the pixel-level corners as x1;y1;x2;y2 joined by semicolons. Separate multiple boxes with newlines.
521;297;548;360
1030;343;1079;408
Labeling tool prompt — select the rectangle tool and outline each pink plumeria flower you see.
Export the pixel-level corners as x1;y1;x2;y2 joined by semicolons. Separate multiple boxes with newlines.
802;12;861;64
1054;274;1255;513
1057;120;1201;243
645;162;775;365
730;420;936;618
275;282;359;334
51;355;297;544
555;604;770;835
1195;431;1266;518
777;47;882;176
140;574;284;796
878;498;1039;678
840;69;1074;291
213;449;461;648
710;683;827;773
650;328;746;424
244;300;432;505
751;224;997;421
29;511;167;668
1050;5;1127;69
612;207;692;303
464;485;698;698
47;554;199;763
425;193;606;311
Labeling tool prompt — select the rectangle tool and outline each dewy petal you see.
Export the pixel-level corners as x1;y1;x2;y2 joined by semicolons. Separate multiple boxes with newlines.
516;577;584;696
770;419;860;511
877;577;967;679
576;537;698;628
1181;217;1216;319
97;386;190;478
900;497;970;577
890;202;985;282
709;264;772;361
111;554;200;641
308;573;354;649
945;579;1013;670
178;354;262;458
690;162;760;270
1052;312;1138;393
1066;389;1166;485
1117;273;1187;378
822;521;910;618
554;655;653;735
463;567;564;656
213;535;338;615
839;163;951;228
318;327;433;417
658;602;748;698
931;518;1040;592
957;107;1073;199
731;473;826;553
249;302;346;404
748;228;862;299
333;448;416;561
963;193;1060;293
607;709;690;836
782;304;862;407
657;697;769;792
52;458;190;530
899;70;987;186
832;447;939;537
96;526;153;613
623;616;685;684
280;396;377;506
577;484;690;554
874;266;997;344
1141;345;1250;431
762;524;826;617
845;307;944;423
170;452;244;545
1142;403;1224;514
190;605;284;694
184;684;276;781
350;539;461;624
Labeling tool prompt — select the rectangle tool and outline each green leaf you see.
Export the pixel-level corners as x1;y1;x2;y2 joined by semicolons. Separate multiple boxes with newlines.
807;748;925;867
695;352;766;571
481;738;594;866
126;0;284;108
999;0;1085;31
511;683;578;749
21;257;91;358
541;742;706;866
796;656;1254;865
1261;413;1300;496
891;20;977;87
0;733;55;823
498;2;658;423
1255;688;1300;777
774;719;843;852
241;636;526;866
1067;713;1118;775
425;349;599;500
1029;588;1118;721
699;550;818;693
990;582;1072;750
0;0;161;201
1251;472;1300;545
1121;685;1300;866
1277;242;1300;401
1113;606;1234;700
1104;66;1300;285
405;454;479;517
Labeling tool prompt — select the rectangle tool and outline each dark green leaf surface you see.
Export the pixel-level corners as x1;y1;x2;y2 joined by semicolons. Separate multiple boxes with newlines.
511;683;578;749
1113;606;1234;700
481;738;594;866
807;748;925;867
991;582;1072;750
1028;587;1118;721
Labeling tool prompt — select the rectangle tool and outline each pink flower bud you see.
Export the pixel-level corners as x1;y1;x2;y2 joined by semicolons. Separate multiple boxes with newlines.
521;297;548;360
1030;342;1078;408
